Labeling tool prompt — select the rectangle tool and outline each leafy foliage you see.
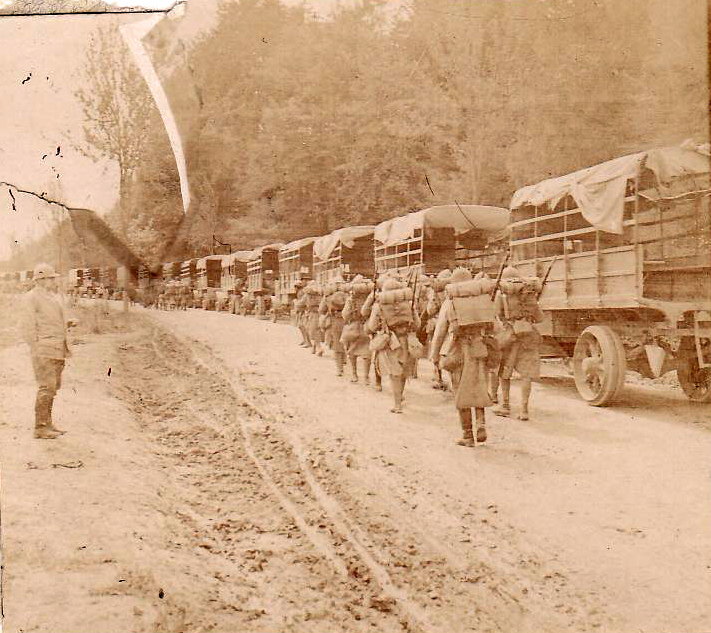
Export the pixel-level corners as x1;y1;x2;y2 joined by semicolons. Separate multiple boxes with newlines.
5;0;708;271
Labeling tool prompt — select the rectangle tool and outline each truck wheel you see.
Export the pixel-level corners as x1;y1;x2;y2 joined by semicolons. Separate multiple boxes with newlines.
677;339;711;403
573;325;626;406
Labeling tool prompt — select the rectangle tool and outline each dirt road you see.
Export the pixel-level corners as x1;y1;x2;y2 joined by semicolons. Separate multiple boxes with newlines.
1;300;709;633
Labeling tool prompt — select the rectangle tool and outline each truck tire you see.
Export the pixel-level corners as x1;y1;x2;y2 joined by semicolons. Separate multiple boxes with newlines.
677;338;711;403
573;325;626;406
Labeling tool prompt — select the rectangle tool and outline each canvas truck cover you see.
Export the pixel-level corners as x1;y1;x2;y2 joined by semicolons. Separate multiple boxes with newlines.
373;205;510;248
223;250;254;269
280;236;318;254
250;243;285;261
313;226;376;262
197;255;227;269
510;141;710;235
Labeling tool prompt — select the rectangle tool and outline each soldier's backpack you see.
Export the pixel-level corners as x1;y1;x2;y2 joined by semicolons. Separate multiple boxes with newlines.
498;277;542;322
350;281;374;295
326;290;348;311
349;281;373;316
446;278;496;327
325;281;348;295
379;287;414;328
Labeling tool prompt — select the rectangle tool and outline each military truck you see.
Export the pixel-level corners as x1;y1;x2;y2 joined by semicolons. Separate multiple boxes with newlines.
509;142;711;404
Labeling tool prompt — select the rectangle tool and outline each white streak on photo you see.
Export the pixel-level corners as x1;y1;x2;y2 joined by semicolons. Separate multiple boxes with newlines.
120;9;190;213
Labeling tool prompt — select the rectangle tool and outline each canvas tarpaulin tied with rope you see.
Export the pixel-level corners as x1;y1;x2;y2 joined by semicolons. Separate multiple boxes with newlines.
313;226;375;262
373;205;510;247
510;142;711;235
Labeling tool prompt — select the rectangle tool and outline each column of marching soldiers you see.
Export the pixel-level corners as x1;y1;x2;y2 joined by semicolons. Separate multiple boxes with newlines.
5;260;546;445
290;265;544;448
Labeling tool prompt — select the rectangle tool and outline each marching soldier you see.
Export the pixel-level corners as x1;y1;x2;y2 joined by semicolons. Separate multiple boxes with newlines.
293;281;311;348
305;280;324;356
341;275;374;384
366;276;421;413
427;269;452;390
320;277;348;377
430;267;495;446
360;284;382;391
471;270;503;404
493;265;544;421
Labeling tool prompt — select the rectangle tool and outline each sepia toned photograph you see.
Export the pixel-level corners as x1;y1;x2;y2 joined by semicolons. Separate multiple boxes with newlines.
0;0;709;631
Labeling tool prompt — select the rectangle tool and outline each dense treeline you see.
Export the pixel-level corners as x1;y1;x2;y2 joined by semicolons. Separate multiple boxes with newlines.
5;0;708;271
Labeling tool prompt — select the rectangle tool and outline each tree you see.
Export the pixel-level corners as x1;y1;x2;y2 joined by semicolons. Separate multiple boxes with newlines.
75;23;156;237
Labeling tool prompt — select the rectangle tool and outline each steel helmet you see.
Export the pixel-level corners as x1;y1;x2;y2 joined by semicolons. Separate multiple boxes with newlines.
501;266;519;280
33;262;59;280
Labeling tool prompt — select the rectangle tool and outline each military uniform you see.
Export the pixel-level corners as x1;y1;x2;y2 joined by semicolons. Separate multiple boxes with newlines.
320;283;348;376
22;264;71;439
493;268;544;420
426;269;452;389
431;288;496;446
341;301;370;384
304;282;324;355
366;278;420;413
294;286;311;347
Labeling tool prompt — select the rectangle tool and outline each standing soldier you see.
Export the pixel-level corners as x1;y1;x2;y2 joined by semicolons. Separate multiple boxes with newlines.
430;267;496;447
493;266;544;421
21;263;73;439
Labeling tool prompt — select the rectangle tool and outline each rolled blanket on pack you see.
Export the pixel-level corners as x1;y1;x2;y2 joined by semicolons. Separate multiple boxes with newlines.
445;280;496;326
498;277;543;296
378;287;414;328
350;281;374;295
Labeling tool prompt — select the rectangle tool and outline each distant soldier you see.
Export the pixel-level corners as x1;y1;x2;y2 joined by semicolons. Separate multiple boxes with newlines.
305;281;324;356
320;277;348;377
21;263;73;440
493;266;544;421
431;267;496;447
293;281;311;348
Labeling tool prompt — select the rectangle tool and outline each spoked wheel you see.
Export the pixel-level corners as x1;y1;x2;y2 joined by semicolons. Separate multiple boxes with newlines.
573;325;627;406
677;338;711;403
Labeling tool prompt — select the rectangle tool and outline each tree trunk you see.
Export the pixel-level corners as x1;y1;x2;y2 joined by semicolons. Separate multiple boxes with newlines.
118;163;134;240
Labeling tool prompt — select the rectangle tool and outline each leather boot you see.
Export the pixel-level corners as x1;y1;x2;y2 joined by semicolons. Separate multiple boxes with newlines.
456;409;475;447
34;395;60;439
475;407;487;443
46;397;65;435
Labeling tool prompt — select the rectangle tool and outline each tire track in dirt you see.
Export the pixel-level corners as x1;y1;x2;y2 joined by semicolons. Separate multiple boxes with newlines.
142;314;607;633
181;343;438;633
145;325;437;633
115;320;417;632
